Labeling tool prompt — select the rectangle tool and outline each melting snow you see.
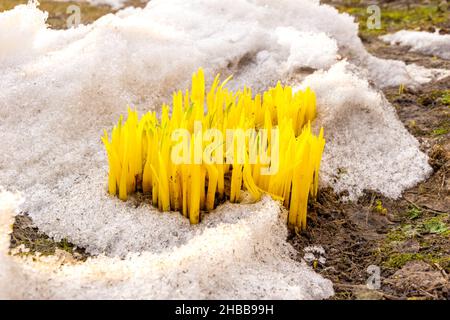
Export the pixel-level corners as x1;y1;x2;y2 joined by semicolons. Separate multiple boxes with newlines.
88;1;129;10
0;0;446;299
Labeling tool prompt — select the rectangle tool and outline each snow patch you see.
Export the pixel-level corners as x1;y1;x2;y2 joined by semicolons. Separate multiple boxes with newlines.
0;196;334;299
88;1;129;10
0;189;25;299
381;30;450;60
0;0;442;299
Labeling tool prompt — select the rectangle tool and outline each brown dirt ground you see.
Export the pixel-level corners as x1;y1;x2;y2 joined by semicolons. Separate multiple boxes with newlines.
5;0;450;300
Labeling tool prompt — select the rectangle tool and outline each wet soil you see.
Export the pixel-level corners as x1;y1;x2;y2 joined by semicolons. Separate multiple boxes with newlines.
11;214;89;261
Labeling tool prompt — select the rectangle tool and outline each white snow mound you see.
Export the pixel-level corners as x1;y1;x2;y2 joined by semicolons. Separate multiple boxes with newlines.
301;62;431;198
0;189;25;299
1;195;334;299
0;0;442;299
88;0;129;10
381;30;450;60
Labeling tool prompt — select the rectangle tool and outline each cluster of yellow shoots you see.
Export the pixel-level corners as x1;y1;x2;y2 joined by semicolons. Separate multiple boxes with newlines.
102;68;325;230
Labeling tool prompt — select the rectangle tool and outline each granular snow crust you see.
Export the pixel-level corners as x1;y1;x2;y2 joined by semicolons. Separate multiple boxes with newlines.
0;0;444;299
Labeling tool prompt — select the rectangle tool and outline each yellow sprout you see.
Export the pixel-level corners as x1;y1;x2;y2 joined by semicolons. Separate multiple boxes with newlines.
102;68;325;230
